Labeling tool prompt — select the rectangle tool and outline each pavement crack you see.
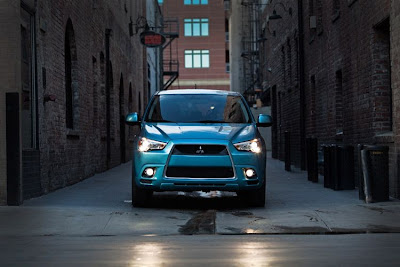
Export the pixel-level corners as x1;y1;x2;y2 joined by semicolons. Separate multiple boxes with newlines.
179;210;216;235
314;210;332;232
102;214;113;232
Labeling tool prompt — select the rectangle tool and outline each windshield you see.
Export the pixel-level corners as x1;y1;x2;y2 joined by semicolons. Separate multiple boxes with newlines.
145;94;251;123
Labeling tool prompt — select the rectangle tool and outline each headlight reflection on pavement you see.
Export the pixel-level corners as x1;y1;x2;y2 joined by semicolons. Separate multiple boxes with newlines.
130;243;164;267
235;242;276;266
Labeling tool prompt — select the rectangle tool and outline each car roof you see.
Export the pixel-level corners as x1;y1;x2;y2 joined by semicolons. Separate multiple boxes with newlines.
155;89;242;96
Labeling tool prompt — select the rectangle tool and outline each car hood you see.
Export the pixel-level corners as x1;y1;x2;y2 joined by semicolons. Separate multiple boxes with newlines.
142;123;256;143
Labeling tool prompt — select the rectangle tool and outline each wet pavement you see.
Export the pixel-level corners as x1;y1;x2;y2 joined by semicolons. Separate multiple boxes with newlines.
1;152;400;237
0;153;400;236
1;234;400;266
1;152;400;265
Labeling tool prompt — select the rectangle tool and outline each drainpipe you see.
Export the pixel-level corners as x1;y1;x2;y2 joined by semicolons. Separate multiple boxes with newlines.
105;29;111;169
298;0;306;170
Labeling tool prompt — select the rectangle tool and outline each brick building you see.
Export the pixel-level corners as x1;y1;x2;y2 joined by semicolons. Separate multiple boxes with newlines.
391;1;400;198
158;0;230;90
0;0;149;205
261;0;400;198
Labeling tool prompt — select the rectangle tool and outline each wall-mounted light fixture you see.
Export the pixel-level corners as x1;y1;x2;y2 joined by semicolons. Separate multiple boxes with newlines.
268;2;292;21
266;2;292;36
269;10;282;20
43;94;56;104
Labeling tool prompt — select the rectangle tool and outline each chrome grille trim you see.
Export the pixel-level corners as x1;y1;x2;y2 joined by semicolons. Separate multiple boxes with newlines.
164;143;236;179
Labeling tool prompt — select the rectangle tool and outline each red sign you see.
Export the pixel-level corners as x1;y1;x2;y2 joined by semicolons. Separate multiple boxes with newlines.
140;31;166;48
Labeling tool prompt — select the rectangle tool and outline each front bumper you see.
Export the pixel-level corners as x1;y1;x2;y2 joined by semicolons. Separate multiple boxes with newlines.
132;139;266;192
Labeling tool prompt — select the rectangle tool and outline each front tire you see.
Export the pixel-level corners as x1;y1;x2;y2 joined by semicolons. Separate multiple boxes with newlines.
132;179;153;207
238;182;266;207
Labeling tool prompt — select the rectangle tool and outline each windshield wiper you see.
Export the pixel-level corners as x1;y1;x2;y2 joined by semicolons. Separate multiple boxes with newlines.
196;120;226;123
147;119;174;123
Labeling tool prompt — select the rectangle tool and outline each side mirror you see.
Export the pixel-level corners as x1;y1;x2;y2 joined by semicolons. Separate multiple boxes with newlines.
125;112;140;126
257;114;272;127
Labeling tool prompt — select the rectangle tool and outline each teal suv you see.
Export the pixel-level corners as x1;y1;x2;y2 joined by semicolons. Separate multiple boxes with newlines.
125;90;272;207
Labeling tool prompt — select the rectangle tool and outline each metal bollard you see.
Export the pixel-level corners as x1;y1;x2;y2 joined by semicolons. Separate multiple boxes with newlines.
357;144;365;200
361;149;373;203
307;138;318;183
284;131;291;171
360;146;389;203
323;145;332;188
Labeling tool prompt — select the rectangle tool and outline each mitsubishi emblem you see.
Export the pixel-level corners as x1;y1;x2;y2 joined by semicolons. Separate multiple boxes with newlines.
196;146;205;154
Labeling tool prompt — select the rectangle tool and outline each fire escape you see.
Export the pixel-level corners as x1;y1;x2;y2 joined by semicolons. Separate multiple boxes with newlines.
241;0;261;104
161;18;179;90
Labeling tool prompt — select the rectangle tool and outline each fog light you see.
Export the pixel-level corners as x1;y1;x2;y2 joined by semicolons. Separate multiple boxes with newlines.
143;167;155;177
245;168;256;178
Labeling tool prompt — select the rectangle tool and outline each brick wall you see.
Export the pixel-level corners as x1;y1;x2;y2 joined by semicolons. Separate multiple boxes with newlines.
264;0;399;197
391;0;400;198
302;0;391;142
22;150;41;199
34;0;146;193
301;0;396;195
0;0;21;204
261;0;302;166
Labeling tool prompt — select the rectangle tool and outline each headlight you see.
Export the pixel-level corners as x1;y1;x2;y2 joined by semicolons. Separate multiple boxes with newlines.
138;137;167;152
234;139;261;153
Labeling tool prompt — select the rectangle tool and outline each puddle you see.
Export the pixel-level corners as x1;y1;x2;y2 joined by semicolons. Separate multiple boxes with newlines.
179;210;216;235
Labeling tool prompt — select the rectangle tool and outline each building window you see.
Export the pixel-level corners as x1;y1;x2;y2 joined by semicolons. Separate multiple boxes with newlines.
65;19;78;129
335;70;343;135
185;50;210;68
225;18;229;42
184;0;208;5
373;18;392;133
184;18;209;36
21;7;37;149
226;50;230;73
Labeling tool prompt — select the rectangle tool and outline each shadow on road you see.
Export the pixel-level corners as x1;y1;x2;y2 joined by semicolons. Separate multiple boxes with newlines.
140;192;252;210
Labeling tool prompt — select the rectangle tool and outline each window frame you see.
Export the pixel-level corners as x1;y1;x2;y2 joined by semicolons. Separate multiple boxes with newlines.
184;0;208;5
184;18;209;37
184;50;210;68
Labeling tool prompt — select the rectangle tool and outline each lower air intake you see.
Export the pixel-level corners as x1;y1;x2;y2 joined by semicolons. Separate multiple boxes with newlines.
166;167;234;178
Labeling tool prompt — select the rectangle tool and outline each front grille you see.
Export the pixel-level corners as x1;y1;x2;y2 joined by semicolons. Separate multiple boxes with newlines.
166;167;234;178
174;183;226;187
173;145;228;155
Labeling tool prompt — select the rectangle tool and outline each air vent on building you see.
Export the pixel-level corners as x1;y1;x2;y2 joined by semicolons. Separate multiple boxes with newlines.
309;16;317;29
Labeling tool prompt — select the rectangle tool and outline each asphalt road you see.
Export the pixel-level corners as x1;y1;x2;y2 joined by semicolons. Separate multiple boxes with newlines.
1;153;400;265
2;234;400;266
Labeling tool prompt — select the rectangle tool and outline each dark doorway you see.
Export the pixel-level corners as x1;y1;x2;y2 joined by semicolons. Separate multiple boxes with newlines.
119;74;126;163
6;93;21;205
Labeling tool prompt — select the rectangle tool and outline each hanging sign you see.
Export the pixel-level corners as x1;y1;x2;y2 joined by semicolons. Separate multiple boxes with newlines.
140;31;166;48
